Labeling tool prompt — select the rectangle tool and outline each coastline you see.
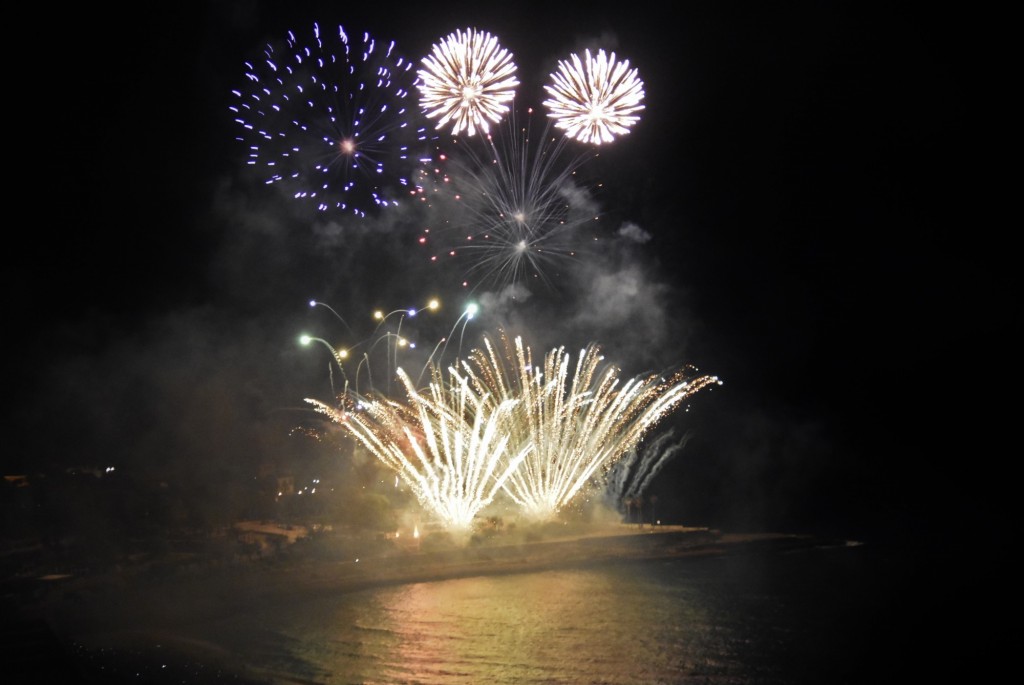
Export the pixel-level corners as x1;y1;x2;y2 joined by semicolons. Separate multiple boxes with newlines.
6;526;846;683
29;525;836;630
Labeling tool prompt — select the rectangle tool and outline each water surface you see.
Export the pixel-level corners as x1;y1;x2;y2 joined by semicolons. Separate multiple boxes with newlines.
170;542;908;684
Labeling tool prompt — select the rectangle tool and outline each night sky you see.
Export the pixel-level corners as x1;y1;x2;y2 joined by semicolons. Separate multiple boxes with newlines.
7;2;1005;554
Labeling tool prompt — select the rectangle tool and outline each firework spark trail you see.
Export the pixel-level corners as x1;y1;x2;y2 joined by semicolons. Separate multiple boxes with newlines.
418;28;519;137
416;107;599;291
543;49;645;145
606;429;691;506
462;333;720;521
307;366;529;532
304;327;718;530
302;299;448;402
229;23;432;216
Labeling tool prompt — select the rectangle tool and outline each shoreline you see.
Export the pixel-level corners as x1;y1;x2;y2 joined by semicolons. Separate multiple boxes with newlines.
6;526;850;684
31;525;838;630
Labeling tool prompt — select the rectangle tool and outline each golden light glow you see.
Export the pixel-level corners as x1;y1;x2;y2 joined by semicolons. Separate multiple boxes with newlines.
306;330;719;531
307;363;529;532
338;138;357;155
463;333;719;521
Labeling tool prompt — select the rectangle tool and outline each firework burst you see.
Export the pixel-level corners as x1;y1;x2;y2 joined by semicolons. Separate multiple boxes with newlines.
229;24;432;217
414;107;600;291
461;332;721;522
543;49;645;145
306;365;530;532
418;28;519;137
304;326;719;531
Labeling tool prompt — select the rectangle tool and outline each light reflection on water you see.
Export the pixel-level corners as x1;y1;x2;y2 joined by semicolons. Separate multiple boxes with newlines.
190;545;885;684
369;570;706;684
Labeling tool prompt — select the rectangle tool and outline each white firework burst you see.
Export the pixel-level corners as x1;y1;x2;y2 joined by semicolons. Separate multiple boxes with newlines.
462;332;721;522
306;365;530;532
543;48;645;145
418;107;599;291
418;28;519;137
304;329;721;531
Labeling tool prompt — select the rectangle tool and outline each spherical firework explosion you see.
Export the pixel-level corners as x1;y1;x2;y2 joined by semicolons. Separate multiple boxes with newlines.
414;107;600;292
543;49;645;145
418;28;519;137
229;24;432;217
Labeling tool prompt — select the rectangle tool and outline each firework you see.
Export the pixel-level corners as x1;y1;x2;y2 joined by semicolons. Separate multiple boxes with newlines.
306;365;530;532
605;428;691;511
415;107;600;291
418;28;519;137
543;49;645;145
301;298;448;400
229;24;432;217
461;333;720;522
302;324;719;530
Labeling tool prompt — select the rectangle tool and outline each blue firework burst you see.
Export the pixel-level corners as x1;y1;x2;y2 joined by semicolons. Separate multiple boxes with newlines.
230;24;434;217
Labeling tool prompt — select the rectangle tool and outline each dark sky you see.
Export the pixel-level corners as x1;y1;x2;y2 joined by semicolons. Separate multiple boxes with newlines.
7;2;1004;546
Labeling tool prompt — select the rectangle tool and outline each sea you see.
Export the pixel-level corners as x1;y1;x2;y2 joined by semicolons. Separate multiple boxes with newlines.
34;537;987;685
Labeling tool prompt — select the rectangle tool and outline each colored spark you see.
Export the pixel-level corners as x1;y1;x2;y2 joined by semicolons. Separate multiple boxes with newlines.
543;49;645;145
418;28;519;137
229;23;433;216
303;299;470;400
